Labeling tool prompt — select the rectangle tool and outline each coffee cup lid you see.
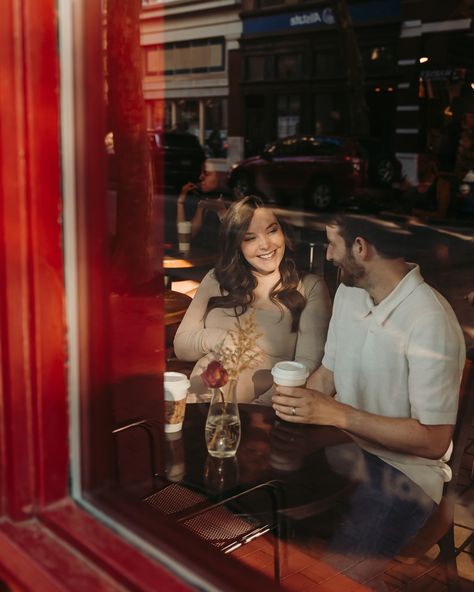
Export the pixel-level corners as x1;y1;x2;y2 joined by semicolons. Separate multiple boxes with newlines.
271;361;308;383
164;371;190;386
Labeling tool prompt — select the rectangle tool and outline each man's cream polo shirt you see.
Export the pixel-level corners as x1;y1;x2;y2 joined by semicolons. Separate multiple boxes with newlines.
322;264;466;503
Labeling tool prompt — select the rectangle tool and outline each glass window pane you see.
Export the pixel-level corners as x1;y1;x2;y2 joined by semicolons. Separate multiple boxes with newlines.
277;95;300;138
176;99;199;136
204;98;228;158
276;53;302;80
246;55;267;81
314;51;341;78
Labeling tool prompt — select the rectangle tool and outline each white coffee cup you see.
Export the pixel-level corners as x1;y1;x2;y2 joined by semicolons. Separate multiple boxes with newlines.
271;361;308;387
177;221;192;253
164;371;190;432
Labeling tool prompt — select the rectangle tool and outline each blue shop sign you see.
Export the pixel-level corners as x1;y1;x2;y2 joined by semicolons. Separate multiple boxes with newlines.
243;0;400;35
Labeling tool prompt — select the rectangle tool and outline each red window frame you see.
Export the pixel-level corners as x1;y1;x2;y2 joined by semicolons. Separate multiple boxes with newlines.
0;1;278;590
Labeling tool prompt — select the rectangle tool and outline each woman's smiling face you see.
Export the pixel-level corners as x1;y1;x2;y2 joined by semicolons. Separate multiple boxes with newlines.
240;208;285;275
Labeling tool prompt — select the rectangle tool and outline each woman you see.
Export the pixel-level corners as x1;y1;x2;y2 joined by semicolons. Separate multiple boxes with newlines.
174;195;331;403
176;161;227;247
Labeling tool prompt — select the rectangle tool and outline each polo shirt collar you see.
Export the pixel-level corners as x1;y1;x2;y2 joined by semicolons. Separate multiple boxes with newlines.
362;264;424;325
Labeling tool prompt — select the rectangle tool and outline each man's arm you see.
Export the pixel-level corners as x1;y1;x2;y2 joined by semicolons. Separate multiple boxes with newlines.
306;364;336;396
272;386;453;460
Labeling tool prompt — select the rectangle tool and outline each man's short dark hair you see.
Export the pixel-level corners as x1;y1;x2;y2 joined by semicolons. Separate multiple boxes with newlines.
328;214;407;259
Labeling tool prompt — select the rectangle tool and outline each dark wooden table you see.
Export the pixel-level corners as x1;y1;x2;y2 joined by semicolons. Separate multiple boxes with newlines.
167;404;361;517
163;246;217;289
164;246;217;271
164;289;192;326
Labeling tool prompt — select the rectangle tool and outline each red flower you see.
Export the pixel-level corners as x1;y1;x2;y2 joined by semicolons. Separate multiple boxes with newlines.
201;360;229;388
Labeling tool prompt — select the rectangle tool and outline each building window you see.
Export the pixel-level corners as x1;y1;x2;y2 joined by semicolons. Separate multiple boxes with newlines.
245;55;272;81
165;38;224;74
147;98;229;158
276;53;302;80
277;95;300;138
314;50;342;78
175;99;200;136
143;38;225;78
144;45;161;75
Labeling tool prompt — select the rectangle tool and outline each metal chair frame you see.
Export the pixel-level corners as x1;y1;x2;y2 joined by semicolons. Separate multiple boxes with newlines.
113;419;285;583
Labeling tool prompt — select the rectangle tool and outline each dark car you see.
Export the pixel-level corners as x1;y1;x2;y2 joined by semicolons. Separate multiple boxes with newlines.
106;130;205;192
357;137;402;188
227;135;368;210
149;130;205;191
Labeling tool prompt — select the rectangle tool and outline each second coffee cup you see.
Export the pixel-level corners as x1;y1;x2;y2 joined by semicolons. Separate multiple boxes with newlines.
271;361;308;387
177;221;192;253
164;371;190;432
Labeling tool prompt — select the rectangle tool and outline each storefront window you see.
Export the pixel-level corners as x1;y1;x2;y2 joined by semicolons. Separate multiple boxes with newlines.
204;98;228;158
176;99;199;136
277;95;300;138
147;100;170;131
246;55;271;81
314;50;342;78
276;53;302;80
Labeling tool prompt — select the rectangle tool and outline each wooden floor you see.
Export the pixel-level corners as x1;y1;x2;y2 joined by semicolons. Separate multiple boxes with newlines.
235;419;474;591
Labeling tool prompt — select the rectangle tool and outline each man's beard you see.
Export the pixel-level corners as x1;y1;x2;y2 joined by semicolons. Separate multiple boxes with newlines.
338;254;366;288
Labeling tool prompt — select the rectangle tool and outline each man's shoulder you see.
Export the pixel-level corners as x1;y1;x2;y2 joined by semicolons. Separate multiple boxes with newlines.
334;283;367;305
406;280;455;317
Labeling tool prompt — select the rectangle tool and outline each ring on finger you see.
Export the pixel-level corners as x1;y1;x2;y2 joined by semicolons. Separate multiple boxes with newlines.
292;406;296;416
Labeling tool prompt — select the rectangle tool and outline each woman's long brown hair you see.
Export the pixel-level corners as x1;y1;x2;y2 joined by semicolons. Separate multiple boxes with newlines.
206;195;306;332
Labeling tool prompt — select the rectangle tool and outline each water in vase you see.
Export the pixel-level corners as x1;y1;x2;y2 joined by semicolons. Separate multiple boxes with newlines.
205;413;241;458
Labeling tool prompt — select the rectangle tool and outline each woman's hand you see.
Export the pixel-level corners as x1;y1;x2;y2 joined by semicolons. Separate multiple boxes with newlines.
177;182;198;205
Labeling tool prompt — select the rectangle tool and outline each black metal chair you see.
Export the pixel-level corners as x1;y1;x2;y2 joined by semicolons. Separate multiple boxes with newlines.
113;419;285;582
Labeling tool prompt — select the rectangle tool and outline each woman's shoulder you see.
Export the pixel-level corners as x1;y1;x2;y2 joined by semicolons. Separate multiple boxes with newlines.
300;272;324;292
197;269;220;292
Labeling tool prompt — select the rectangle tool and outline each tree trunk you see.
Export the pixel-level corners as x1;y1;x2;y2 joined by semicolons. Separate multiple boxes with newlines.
107;0;156;294
330;0;370;137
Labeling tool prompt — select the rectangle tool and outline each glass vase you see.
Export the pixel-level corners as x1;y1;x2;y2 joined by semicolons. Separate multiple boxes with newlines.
205;381;241;458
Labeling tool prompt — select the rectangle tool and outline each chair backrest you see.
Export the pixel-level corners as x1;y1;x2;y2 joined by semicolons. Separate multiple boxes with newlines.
444;356;473;496
398;356;474;559
294;238;341;299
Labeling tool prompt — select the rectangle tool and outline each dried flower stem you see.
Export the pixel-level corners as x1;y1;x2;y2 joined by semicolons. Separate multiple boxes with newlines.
214;311;263;382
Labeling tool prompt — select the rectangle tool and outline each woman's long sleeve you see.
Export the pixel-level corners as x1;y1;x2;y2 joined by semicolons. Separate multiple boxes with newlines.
173;271;227;361
294;275;332;374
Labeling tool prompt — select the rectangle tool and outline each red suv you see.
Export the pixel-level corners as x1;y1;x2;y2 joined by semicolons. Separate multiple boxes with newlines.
228;135;368;210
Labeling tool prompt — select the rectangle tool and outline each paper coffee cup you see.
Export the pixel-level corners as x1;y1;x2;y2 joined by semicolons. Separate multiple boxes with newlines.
177;221;191;253
271;361;308;387
164;371;190;432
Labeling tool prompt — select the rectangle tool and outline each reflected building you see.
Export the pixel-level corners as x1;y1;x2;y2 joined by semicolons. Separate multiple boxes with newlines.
140;0;243;182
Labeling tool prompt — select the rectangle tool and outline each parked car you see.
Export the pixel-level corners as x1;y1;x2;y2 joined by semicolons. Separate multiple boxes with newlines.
227;135;368;210
106;130;206;192
150;130;205;190
357;137;402;188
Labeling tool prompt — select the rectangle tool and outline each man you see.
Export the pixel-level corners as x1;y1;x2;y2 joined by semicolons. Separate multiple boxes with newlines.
272;214;465;568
